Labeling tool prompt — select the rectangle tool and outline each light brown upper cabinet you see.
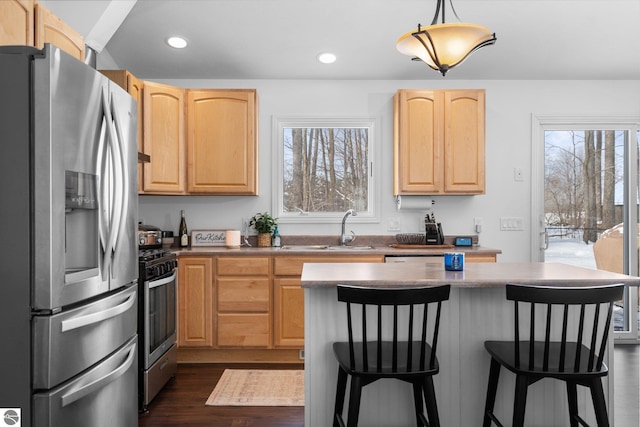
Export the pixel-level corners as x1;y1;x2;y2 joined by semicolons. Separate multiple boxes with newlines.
0;0;34;46
394;89;485;195
186;90;258;195
143;81;186;194
100;70;146;193
35;2;84;61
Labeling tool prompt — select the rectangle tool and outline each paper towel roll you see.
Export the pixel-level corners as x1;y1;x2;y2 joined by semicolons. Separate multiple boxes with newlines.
226;230;241;248
395;195;434;211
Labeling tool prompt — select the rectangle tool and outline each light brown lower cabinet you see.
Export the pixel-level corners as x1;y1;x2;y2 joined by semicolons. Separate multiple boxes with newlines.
178;257;213;348
272;255;385;349
273;278;305;348
177;252;493;360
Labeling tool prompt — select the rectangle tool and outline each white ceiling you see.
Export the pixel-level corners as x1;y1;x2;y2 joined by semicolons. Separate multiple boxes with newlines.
42;0;640;80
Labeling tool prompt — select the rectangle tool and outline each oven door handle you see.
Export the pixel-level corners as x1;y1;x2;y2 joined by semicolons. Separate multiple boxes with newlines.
60;290;137;332
61;341;137;407
149;270;177;289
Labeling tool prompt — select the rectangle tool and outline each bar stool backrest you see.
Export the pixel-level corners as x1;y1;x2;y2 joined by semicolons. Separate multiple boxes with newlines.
337;285;451;373
506;283;624;373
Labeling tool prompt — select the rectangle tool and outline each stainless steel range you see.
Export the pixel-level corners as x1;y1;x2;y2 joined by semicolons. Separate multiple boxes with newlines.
138;226;178;411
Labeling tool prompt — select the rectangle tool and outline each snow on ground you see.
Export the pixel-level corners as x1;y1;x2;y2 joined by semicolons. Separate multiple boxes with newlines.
545;237;629;331
545;236;596;269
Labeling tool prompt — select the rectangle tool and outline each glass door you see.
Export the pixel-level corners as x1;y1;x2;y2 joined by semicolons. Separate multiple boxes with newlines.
532;117;639;340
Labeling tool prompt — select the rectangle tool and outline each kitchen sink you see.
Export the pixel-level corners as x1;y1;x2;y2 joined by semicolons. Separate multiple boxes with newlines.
280;245;376;250
280;245;330;250
326;245;376;250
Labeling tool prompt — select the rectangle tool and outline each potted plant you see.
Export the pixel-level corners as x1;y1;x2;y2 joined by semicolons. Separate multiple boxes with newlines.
249;212;277;247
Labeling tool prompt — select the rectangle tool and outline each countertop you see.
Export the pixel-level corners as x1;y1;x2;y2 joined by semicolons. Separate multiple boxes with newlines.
300;262;640;288
170;235;501;257
171;245;500;256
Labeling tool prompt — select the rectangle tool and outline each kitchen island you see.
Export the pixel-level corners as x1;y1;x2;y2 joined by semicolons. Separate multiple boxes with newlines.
300;262;640;427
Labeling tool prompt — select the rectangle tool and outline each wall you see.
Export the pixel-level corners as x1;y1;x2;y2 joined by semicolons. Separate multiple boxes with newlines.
134;78;640;262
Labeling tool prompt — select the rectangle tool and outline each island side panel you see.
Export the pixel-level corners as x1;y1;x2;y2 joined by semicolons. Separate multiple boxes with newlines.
304;287;460;427
305;286;613;426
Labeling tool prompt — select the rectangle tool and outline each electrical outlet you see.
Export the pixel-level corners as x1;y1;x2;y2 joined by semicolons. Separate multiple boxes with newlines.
387;218;401;231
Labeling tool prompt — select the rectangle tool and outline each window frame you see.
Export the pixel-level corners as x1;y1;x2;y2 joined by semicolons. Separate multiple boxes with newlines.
272;116;380;224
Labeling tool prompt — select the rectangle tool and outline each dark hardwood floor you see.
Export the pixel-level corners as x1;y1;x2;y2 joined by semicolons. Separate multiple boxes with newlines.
140;346;639;426
138;363;304;427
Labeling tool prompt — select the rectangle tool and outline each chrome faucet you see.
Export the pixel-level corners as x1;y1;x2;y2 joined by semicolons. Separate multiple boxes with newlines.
340;209;357;246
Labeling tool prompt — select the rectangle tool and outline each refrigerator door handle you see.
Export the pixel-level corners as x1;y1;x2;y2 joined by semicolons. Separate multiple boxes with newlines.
103;91;121;257
60;290;136;332
108;92;129;253
60;341;137;407
99;88;114;277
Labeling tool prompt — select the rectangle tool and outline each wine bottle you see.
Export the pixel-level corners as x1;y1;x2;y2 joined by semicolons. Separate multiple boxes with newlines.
179;210;189;247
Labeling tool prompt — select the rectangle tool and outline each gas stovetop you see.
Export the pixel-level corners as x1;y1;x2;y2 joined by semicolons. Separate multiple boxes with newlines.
138;248;173;263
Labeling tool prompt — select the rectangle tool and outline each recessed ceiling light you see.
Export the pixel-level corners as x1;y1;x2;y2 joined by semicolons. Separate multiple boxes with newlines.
317;52;337;64
167;36;188;49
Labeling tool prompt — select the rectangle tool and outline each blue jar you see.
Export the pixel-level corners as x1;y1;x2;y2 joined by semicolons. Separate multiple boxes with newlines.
444;252;464;271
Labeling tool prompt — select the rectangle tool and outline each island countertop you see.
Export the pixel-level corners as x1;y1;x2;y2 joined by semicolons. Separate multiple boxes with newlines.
301;261;640;288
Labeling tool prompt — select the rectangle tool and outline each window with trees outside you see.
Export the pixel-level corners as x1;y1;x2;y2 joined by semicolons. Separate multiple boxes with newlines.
273;117;378;223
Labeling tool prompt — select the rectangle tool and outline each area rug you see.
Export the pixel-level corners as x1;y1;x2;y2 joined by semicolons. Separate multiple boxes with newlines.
205;369;304;406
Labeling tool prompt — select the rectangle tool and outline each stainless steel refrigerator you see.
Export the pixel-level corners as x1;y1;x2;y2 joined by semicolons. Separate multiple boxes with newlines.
0;45;139;427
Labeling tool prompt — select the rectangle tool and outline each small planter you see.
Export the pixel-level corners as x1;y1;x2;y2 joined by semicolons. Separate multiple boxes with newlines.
249;212;278;248
257;233;272;247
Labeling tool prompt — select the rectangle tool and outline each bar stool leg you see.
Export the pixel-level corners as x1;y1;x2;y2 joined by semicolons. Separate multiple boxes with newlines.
483;357;501;427
589;379;610;427
512;375;529;427
423;376;440;427
346;375;363;427
412;381;425;426
566;381;579;427
334;367;348;427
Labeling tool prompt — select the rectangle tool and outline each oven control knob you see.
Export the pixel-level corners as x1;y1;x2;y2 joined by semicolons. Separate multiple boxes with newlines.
139;237;146;246
158;264;165;275
146;266;155;277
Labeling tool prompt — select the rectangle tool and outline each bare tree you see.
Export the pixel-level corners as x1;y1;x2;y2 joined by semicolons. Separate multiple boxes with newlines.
284;126;369;213
583;131;597;243
602;130;616;229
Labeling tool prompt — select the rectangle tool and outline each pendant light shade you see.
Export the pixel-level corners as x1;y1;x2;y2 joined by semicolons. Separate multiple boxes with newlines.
396;0;496;76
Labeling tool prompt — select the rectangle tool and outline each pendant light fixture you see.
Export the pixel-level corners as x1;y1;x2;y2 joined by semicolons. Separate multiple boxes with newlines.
396;0;496;76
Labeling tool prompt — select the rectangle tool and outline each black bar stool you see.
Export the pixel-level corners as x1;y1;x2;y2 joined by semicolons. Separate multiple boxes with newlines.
332;284;451;427
483;283;624;427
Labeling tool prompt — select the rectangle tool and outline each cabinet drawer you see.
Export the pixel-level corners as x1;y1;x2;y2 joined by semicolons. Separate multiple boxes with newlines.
466;254;497;263
217;256;270;275
217;278;269;312
217;313;270;347
273;255;384;276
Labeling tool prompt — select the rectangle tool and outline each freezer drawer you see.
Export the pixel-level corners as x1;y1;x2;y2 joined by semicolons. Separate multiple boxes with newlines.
33;284;137;389
33;336;137;427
